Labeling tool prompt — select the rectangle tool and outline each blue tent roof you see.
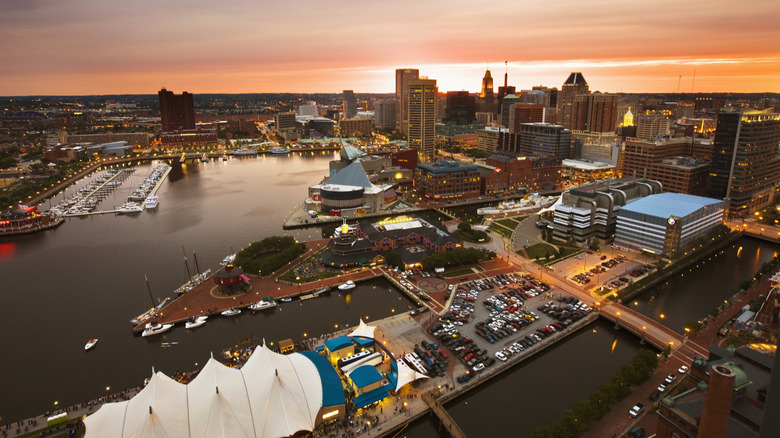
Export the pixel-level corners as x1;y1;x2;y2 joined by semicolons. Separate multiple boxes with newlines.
352;383;392;409
299;350;345;407
350;365;383;388
352;337;375;348
325;161;372;188
324;335;353;352
620;192;723;219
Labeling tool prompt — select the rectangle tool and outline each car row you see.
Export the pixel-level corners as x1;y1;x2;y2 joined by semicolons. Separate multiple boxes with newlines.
410;339;449;377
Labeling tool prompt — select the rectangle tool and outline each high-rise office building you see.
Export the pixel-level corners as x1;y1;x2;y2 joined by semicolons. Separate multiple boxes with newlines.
500;94;520;128
298;101;318;117
443;91;476;125
479;69;496;114
636;112;670;140
499;123;572;160
707;109;780;217
373;101;395;129
571;92;618;133
407;78;437;161
158;88;195;132
557;72;589;130
342;90;357;119
395;68;419;134
509;104;544;133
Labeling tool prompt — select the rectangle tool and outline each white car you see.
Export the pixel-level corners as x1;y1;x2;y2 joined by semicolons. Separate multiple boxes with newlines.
495;351;507;362
629;403;644;418
472;363;485;372
678;365;689;374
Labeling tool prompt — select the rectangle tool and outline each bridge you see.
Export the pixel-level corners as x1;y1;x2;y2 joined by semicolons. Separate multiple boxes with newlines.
422;390;467;438
597;303;684;351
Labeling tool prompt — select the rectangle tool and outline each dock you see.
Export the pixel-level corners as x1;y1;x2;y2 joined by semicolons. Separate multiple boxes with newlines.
422;390;467;438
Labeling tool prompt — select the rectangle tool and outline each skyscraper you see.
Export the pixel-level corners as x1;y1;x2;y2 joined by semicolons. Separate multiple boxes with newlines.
158;88;195;132
395;68;419;134
707;109;780;217
342;90;357;119
557;72;589;130
479;69;496;114
443;91;476;125
407;78;437;161
571;92;618;133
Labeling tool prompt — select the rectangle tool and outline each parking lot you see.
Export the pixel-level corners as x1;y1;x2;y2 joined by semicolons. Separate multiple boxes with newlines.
419;272;594;384
552;247;659;292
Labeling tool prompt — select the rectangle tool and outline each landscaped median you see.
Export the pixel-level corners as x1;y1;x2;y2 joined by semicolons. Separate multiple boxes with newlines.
519;242;582;265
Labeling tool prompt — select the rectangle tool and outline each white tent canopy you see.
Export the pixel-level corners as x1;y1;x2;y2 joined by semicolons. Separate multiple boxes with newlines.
348;319;376;339
84;344;325;438
394;359;428;392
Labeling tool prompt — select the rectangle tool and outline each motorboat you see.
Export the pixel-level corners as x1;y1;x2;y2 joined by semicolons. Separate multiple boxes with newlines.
269;146;290;155
233;147;258;156
279;297;293;303
185;316;208;329
144;195;159;210
221;253;236;266
142;322;173;337
200;154;209;162
338;280;356;291
249;300;277;311
117;202;143;214
221;307;241;316
84;338;98;351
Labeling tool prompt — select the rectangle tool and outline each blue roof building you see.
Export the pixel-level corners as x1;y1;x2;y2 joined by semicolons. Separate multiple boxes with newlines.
616;192;725;257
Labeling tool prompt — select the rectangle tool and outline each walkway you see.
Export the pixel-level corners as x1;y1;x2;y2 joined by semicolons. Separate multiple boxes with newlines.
422;390;467;438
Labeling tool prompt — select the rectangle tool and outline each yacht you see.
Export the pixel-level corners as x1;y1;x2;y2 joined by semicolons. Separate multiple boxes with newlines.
249;300;277;311
338;280;356;291
279;297;293;303
200;154;209;162
142;322;173;337
269;146;290;155
84;338;98;351
221;307;241;316
233;147;258;156
221;253;236;266
117;202;143;214
144;195;159;210
185;315;208;329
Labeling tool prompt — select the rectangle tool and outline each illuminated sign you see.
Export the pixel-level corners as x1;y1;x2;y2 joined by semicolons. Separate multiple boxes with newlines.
322;410;340;420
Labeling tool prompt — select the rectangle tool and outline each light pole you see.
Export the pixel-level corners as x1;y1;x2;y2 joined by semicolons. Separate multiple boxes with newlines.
640;326;646;344
660;313;665;326
614;311;620;329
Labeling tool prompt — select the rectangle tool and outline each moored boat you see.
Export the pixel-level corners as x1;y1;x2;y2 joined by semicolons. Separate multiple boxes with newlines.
249;299;277;311
338;280;355;291
269;146;290;155
142;322;173;337
144;195;159;210
279;297;293;303
185;316;208;329
221;307;241;316
84;338;98;351
117;202;143;214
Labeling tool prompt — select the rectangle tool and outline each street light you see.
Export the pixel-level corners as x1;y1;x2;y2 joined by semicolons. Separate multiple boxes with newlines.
615;311;620;329
660;313;665;325
641;326;646;344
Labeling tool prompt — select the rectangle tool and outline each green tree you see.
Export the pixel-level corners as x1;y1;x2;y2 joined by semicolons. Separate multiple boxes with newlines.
385;250;402;268
457;221;472;232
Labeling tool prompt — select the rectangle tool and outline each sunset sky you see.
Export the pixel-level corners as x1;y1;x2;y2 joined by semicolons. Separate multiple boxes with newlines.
1;0;779;96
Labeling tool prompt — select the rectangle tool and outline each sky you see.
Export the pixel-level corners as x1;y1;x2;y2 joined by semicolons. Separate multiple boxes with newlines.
1;0;779;96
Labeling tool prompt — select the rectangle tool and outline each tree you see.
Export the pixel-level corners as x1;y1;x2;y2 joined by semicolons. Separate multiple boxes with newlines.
385;250;402;268
457;221;472;232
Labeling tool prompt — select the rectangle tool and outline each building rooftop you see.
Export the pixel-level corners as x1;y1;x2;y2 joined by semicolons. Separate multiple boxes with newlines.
620;192;723;218
417;160;479;173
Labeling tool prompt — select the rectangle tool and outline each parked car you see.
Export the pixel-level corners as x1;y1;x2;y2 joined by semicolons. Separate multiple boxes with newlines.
629;403;644;418
678;365;689;374
664;374;677;384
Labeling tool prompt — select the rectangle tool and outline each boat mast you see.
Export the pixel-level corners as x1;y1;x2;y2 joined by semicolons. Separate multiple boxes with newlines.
193;251;201;274
182;247;192;279
144;275;155;307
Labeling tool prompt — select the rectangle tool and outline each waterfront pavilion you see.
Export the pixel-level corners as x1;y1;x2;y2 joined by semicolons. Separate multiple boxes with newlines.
83;344;346;437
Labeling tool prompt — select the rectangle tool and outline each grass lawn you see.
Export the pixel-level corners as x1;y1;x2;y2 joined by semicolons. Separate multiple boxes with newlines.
457;229;492;244
523;242;559;260
488;222;514;239
496;218;521;230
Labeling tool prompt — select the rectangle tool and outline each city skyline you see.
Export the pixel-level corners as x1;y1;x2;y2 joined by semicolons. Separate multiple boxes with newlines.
1;0;779;96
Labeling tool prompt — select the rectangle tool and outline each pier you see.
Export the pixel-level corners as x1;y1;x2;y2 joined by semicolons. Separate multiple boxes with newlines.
422;390;467;438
